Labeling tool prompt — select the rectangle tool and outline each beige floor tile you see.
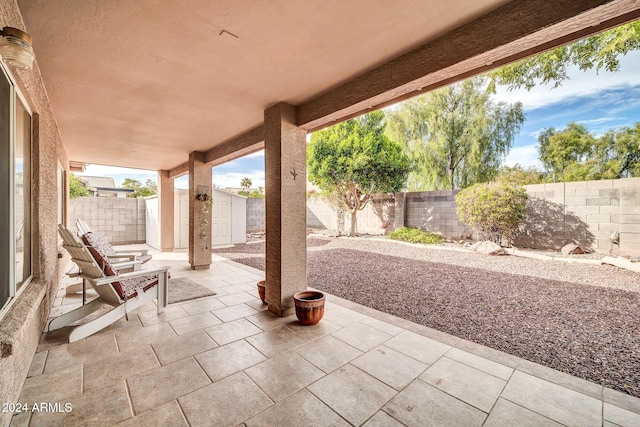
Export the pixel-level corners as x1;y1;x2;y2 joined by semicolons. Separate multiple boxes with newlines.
362;411;405;427
321;306;366;327
360;317;405;336
385;330;450;365
331;322;392;352
195;339;267;381
484;398;562;427
245;389;349;427
8;411;30;427
383;380;487;427
245;351;324;402
516;358;603;399
30;382;131;427
285;318;340;341
137;304;189;327
168;312;222;335
604;402;640;427
218;283;255;294
151;330;218;365
445;348;513;380
246;311;296;330
19;365;82;404
212;303;259;322
127;357;211;414
95;313;144;336
204;318;262;346
307;364;396;426
115;400;187;427
421;357;506;412
27;351;47;378
218;291;257;306
245;326;309;357
115;322;176;353
295;335;363;374
604;388;640;415
179;297;226;315
352;345;427;390
44;333;117;372
83;345;160;391
179;372;273;427
501;371;602;426
245;299;269;312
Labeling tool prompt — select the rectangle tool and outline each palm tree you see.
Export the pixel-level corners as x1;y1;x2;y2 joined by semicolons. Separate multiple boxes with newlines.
240;177;252;192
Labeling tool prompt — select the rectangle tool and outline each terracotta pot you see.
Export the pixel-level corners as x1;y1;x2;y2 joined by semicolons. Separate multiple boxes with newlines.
257;280;267;304
293;291;325;326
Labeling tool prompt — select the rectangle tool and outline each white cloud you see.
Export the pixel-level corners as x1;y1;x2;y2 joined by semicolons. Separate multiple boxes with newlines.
213;170;264;190
493;51;640;110
504;144;541;168
576;117;616;125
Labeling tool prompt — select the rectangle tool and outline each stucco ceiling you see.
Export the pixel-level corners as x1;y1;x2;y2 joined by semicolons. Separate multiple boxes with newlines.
18;0;513;171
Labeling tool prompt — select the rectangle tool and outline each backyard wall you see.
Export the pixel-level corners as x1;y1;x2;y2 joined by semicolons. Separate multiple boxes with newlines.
247;195;396;235
68;197;147;244
405;190;472;240
516;178;640;256
246;197;265;233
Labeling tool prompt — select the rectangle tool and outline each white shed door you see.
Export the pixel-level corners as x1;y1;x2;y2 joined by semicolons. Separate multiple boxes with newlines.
212;194;232;246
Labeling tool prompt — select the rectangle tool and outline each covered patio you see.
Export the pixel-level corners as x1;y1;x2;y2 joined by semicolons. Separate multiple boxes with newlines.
16;252;640;426
2;0;640;426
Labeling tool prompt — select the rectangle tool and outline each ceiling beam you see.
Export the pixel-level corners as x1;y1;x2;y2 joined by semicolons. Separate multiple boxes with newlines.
297;0;640;132
203;125;265;167
168;162;189;179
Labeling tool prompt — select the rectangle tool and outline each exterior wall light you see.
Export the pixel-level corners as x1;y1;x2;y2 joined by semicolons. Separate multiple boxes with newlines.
0;27;35;70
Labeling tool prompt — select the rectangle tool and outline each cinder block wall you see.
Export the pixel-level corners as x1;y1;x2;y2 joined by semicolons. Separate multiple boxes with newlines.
516;178;640;256
405;190;472;240
247;195;395;235
68;197;146;244
246;198;265;233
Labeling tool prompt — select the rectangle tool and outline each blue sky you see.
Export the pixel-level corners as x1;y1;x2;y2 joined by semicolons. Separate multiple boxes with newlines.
79;49;640;188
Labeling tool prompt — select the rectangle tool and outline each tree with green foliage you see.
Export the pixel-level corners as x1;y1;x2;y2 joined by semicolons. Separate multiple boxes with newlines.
456;183;528;244
69;173;91;198
239;177;252;196
490;22;640;90
538;122;595;182
386;76;525;191
307;111;411;236
121;178;157;198
493;164;545;186
537;122;640;182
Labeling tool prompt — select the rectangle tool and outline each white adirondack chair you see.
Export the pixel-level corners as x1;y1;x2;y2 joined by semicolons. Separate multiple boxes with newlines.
50;224;168;343
75;218;151;261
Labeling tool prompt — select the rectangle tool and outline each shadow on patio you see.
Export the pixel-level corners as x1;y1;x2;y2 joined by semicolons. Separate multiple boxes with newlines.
13;249;640;426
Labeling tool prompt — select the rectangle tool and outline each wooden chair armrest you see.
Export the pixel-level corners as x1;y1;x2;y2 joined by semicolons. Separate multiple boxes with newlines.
89;267;170;286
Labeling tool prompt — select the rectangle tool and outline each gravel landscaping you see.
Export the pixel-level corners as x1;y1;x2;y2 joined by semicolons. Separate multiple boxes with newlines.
213;237;640;397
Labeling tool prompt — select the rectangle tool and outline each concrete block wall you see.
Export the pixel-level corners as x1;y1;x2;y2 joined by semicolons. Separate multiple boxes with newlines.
405;190;473;240
246;198;265;233
515;178;640;256
247;195;395;235
68;197;146;244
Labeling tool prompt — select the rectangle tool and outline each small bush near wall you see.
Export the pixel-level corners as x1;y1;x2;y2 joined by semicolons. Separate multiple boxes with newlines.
456;183;528;245
387;227;446;244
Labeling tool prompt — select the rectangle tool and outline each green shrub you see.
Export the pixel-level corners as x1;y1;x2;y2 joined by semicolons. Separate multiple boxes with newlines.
455;183;528;244
387;227;445;244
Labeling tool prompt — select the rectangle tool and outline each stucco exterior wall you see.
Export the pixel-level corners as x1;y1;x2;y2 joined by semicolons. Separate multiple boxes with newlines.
0;2;68;425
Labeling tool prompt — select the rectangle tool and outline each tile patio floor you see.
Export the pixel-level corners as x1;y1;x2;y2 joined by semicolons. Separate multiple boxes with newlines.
11;249;640;426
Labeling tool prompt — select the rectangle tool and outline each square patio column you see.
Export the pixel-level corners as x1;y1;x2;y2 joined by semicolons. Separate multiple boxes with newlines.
188;152;212;270
158;170;174;252
264;102;307;316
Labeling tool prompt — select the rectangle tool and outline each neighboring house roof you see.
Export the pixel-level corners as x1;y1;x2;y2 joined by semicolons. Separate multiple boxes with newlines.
79;176;117;188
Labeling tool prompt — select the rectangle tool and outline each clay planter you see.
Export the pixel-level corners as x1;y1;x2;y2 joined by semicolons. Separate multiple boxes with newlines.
293;291;326;326
257;280;267;304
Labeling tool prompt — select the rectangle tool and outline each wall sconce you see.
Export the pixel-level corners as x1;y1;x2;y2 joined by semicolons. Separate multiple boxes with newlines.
0;27;35;70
